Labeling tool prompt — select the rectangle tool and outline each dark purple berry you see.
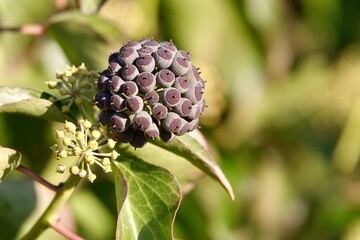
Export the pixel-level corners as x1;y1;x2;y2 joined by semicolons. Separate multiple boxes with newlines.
159;127;175;143
170;56;190;76
110;112;130;132
136;72;156;92
108;52;119;64
176;50;191;61
144;123;160;140
162;112;183;132
156;69;175;87
99;109;115;127
130;130;148;148
187;118;199;131
108;75;125;93
175;118;190;136
125;96;144;113
152;103;168;120
120;64;139;81
152;48;174;69
121;81;139;97
145;90;159;105
94;92;112;109
124;41;142;50
173;98;192;117
97;74;109;91
161;87;181;107
110;94;126;111
160;41;177;54
115;126;135;143
118;47;139;66
133;111;153;131
173;76;189;93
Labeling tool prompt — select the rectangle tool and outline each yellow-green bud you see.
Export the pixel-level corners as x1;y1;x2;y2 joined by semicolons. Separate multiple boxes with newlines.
63;137;72;146
91;130;101;139
51;144;59;153
107;139;116;149
88;140;98;151
56;130;65;139
46;81;58;89
56;70;64;79
111;150;119;160
65;121;77;133
75;97;83;105
65;70;72;78
103;166;112;173
82;119;92;129
79;169;87;178
68;76;76;83
61;106;71;113
102;157;111;166
78;63;86;71
87;173;97;183
70;165;80;175
59;149;68;159
85;154;95;165
73;146;82;156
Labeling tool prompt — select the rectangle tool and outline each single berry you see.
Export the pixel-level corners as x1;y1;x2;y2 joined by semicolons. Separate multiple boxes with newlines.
110;112;130;132
173;98;192;117
135;55;155;73
152;48;174;69
137;47;154;57
162;112;183;132
142;39;160;51
130;130;148;148
170;56;190;76
99;109;115;127
95;92;112;109
156;69;175;87
133;111;153;131
173;76;189;93
108;75;125;93
145;90;159;105
136;72;156;93
125;96;144;113
118;47;139;66
184;83;203;104
152;103;168;120
115;126;135;143
144;123;160;140
108;62;121;74
110;94;126;111
97;73;109;91
120;64;139;81
159;127;175;143
121;81;139;97
161;87;181;107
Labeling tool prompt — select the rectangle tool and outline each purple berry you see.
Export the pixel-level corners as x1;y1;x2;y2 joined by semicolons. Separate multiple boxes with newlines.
159;127;175;143
110;112;130;132
135;55;155;73
173;98;192;117
160;41;177;54
121;81;139;97
173;76;189;93
184;83;203;104
125;96;144;113
124;41;142;50
187;118;199;131
156;69;175;87
97;74;109;91
137;47;154;57
144;123;160;140
108;52;119;64
141;39;160;51
120;64;139;81
108;75;125;93
176;50;191;61
161;87;181;107
118;47;139;66
187;103;201;119
152;103;168;120
136;72;156;93
130;130;148;148
152;48;174;69
99;109;115;127
175;118;190;136
133;111;153;131
115;126;135;143
110;94;126;111
170;56;190;76
94;92;112;109
162;112;183;132
145;90;159;105
108;62;121;74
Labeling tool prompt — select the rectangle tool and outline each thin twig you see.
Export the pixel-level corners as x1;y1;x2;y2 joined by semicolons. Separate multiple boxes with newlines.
16;165;63;192
51;219;84;240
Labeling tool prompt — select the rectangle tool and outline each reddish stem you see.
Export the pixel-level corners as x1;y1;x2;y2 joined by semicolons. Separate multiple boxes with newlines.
0;24;46;35
51;219;84;240
16;165;63;192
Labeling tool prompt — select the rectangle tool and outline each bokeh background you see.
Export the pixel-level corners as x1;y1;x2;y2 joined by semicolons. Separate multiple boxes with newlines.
1;0;360;239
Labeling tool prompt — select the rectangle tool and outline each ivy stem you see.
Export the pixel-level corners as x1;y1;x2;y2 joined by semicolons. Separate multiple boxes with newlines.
50;219;84;240
16;165;64;192
20;175;81;240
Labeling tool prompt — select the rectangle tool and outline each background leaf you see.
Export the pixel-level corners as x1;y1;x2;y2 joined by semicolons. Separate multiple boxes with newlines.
150;132;235;200
0;146;21;182
0;86;71;122
113;156;181;240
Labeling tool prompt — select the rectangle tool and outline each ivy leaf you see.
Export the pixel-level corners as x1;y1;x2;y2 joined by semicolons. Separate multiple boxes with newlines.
0;147;21;182
112;155;182;240
0;86;71;122
150;131;235;200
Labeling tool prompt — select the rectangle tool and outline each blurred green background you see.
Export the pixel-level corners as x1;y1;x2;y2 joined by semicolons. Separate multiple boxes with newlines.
1;0;360;239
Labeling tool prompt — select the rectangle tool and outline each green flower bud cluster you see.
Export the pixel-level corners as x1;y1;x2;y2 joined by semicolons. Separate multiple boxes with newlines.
46;63;98;113
96;39;206;148
52;119;118;182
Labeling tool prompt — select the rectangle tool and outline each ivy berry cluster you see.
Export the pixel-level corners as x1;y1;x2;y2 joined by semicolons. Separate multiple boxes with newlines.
95;39;206;148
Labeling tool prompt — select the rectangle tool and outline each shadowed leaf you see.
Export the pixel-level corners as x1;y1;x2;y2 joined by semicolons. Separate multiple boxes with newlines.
0;147;21;182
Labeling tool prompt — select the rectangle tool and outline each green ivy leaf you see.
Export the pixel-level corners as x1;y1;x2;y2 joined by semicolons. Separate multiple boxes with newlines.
150;131;235;200
112;156;182;240
0;86;71;122
0;147;21;182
